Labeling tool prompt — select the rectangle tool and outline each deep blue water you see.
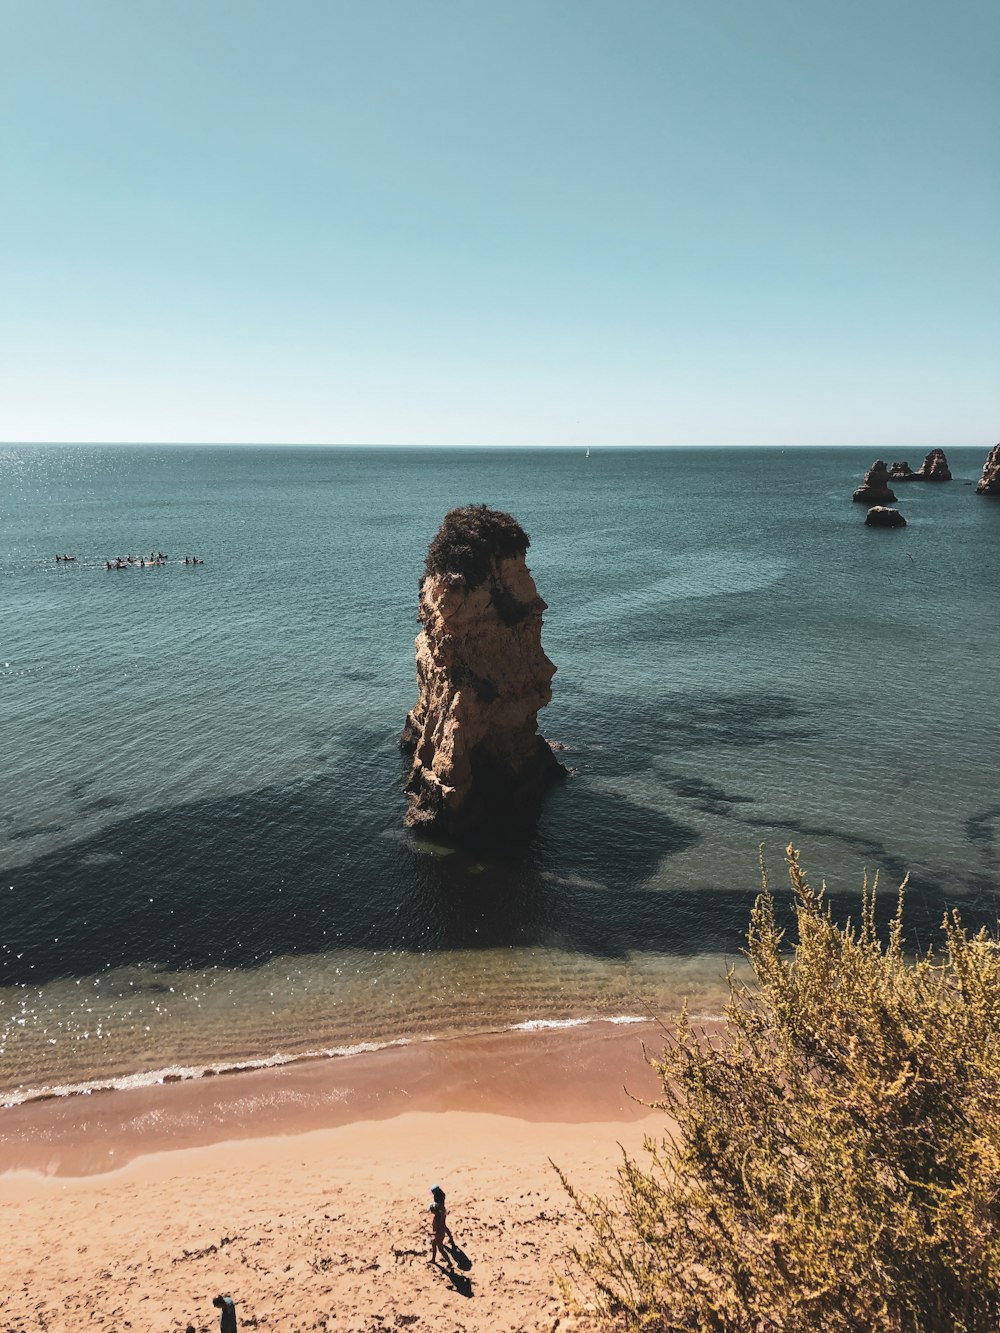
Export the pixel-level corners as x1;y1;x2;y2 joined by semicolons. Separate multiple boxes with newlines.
1;444;998;1101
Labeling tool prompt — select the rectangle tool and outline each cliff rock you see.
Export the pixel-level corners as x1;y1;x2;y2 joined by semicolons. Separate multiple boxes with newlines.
889;460;919;481
865;506;907;528
853;460;897;505
976;444;1000;496
916;448;952;481
401;505;564;839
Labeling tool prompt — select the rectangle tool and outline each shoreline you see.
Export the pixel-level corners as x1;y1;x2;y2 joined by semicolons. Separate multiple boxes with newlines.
0;1018;681;1179
0;1010;686;1111
0;1021;681;1332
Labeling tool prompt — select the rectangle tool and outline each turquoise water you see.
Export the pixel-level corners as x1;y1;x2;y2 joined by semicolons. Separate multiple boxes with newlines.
1;445;997;1103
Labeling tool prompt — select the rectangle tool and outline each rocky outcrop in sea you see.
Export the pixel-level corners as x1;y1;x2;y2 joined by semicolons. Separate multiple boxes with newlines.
400;504;565;840
889;460;919;481
976;444;1000;496
865;506;907;528
853;460;897;505
916;448;952;481
889;451;952;482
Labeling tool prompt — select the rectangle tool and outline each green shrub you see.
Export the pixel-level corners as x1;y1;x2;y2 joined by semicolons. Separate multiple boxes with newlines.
424;504;529;588
557;846;1000;1332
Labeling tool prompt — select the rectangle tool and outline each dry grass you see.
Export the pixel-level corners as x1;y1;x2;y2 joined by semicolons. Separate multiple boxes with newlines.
557;846;1000;1332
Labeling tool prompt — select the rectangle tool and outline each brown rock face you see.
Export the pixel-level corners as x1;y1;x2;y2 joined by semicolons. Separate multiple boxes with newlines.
976;444;1000;496
916;448;952;481
401;505;565;840
889;460;919;481
865;506;907;528
853;460;897;504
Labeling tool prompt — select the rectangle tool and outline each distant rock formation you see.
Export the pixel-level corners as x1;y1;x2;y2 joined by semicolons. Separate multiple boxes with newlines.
865;506;907;528
853;460;897;505
400;505;565;840
976;445;1000;496
916;449;952;481
889;460;919;481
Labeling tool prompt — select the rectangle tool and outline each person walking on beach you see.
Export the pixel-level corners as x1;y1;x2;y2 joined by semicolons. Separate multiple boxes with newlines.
428;1185;454;1265
212;1293;238;1331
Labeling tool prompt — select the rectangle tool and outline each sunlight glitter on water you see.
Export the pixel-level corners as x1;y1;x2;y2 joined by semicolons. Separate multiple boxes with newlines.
0;946;740;1104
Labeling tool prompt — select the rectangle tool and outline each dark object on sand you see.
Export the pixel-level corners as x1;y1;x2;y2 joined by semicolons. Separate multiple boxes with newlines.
213;1293;238;1332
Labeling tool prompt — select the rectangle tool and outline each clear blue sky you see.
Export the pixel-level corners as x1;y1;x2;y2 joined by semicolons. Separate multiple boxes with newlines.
3;0;998;445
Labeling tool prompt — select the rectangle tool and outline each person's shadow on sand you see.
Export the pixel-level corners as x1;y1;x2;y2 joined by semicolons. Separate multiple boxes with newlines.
431;1259;473;1297
446;1242;472;1272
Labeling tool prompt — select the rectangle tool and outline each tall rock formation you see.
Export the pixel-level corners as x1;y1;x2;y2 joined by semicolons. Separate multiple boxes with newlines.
916;448;952;481
852;460;897;505
976;444;1000;496
401;505;564;840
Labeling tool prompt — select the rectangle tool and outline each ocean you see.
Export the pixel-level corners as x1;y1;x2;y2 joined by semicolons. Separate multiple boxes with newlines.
2;444;997;1106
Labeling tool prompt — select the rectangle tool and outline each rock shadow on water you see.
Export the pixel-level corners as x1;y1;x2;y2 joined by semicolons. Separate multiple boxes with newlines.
731;814;999;939
655;769;756;818
81;794;127;814
2;763;412;986
661;690;819;750
966;806;1000;871
409;777;713;958
3;744;711;983
566;690;818;781
661;774;755;806
6;822;66;842
623;599;758;645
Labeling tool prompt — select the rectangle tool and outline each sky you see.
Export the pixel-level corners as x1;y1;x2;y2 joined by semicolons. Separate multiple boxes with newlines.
2;0;998;446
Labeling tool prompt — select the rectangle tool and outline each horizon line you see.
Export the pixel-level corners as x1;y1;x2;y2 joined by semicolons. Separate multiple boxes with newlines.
2;440;992;451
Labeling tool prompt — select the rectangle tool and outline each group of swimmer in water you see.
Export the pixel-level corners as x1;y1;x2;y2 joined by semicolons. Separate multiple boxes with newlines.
105;550;169;569
55;550;206;567
58;551;206;569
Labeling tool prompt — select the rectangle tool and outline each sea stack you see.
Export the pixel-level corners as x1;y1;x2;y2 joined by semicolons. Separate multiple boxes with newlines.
976;444;1000;495
852;460;896;505
865;506;907;528
916;448;952;481
889;460;919;481
401;504;565;840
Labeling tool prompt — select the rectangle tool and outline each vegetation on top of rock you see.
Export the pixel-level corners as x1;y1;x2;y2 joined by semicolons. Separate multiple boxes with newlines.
557;846;1000;1332
424;504;530;588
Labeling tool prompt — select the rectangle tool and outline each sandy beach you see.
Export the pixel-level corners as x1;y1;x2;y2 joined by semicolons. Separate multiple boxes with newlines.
0;1021;675;1332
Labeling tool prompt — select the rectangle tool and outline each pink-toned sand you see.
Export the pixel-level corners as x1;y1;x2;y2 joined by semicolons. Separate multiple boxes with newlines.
0;1022;678;1332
